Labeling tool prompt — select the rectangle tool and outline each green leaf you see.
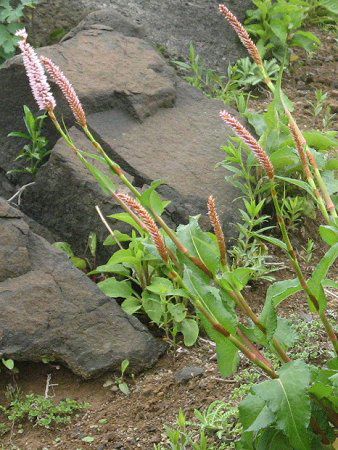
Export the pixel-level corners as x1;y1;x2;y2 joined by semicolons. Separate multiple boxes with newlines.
139;180;170;215
275;176;317;201
303;131;338;151
142;291;163;323
251;231;287;251
78;154;116;195
167;303;186;323
308;243;338;312
255;429;293;450
82;436;95;443
274;318;298;349
290;31;320;53
319;225;338;246
106;248;141;269
183;268;237;334
53;241;74;257
118;382;130;395
121;297;142;315
176;216;220;274
180;318;199;346
260;278;301;340
103;231;132;246
239;393;274;433
70;256;87;271
218;268;252;291
108;212;144;235
320;0;338;14
252;361;312;450
146;277;174;295
270;147;299;170
98;278;133;298
2;359;14;370
88;232;97;258
88;263;130;277
121;359;129;374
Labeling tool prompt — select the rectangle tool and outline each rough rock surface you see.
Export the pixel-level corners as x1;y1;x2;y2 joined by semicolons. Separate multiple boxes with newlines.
0;198;165;378
22;81;241;259
0;26;176;173
28;0;251;71
22;128;133;260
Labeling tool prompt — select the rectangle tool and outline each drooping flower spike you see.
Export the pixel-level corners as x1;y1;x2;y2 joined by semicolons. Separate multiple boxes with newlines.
116;193;169;263
220;110;275;179
41;56;87;127
218;4;263;68
15;29;56;111
207;195;228;267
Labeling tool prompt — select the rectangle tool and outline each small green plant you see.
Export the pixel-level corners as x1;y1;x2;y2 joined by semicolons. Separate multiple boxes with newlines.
1;358;14;371
8;105;50;176
115;359;130;395
0;393;88;431
309;89;328;118
157;369;262;449
173;45;278;107
281;195;308;231
53;231;98;272
0;0;39;64
301;238;315;264
244;0;321;63
228;57;279;89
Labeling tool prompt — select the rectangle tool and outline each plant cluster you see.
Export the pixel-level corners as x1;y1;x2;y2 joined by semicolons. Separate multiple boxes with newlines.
8;105;50;176
0;391;88;432
0;0;39;64
156;370;261;449
174;44;279;107
15;9;338;448
244;0;337;63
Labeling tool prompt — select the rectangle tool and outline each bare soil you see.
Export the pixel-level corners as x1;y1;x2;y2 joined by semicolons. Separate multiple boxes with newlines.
1;26;337;450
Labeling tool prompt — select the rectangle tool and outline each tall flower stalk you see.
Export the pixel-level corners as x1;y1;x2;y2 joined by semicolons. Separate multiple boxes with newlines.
220;111;338;354
218;4;337;222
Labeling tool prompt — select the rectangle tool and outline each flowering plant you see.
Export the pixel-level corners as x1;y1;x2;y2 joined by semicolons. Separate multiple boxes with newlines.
15;5;338;446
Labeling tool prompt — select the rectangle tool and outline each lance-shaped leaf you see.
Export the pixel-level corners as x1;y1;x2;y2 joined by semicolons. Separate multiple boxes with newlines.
177;216;221;274
260;278;301;339
308;243;338;313
78;154;116;195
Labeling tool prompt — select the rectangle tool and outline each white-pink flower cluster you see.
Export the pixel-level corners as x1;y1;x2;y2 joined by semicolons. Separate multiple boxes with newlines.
15;29;56;111
41;56;87;127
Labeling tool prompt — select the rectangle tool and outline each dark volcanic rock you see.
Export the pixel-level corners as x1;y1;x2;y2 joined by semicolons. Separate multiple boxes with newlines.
0;28;176;174
22;82;241;259
28;0;252;71
0;198;165;378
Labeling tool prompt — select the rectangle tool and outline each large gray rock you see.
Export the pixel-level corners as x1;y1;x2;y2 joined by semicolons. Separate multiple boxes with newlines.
28;1;251;71
22;128;133;260
0;27;176;174
22;81;241;260
0;198;165;378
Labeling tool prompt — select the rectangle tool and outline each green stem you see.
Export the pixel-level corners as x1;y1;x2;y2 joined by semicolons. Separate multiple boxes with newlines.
270;183;338;354
169;271;278;379
259;69;337;222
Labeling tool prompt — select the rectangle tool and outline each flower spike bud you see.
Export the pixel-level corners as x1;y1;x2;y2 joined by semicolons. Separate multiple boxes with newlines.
207;196;228;267
116;193;169;263
40;56;87;127
218;4;263;67
15;29;56;111
220;110;275;179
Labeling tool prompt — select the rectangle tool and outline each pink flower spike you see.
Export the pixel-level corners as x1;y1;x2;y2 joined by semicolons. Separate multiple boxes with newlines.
15;28;28;40
218;4;263;67
220;110;275;179
40;56;87;127
16;29;56;112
